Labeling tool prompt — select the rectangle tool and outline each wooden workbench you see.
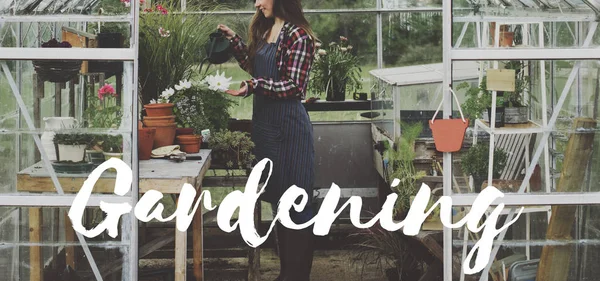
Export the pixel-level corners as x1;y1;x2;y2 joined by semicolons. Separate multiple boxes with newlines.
17;149;212;281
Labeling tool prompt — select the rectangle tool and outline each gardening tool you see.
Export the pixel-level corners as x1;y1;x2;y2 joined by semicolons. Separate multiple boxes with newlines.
429;88;469;153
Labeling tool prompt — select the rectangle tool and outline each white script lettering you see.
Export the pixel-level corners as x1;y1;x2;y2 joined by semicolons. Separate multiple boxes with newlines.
68;158;523;274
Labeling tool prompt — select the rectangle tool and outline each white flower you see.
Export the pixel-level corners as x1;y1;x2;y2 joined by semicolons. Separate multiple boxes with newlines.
149;99;157;104
124;1;130;7
347;45;353;50
204;70;232;92
175;79;192;90
315;42;322;48
340;47;347;52
158;87;174;103
158;27;170;38
318;49;327;56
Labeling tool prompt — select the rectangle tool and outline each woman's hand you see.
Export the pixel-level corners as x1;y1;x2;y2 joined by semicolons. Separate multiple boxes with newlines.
217;24;236;40
225;84;248;97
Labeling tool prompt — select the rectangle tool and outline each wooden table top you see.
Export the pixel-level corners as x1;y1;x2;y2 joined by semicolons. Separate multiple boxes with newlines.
17;149;212;194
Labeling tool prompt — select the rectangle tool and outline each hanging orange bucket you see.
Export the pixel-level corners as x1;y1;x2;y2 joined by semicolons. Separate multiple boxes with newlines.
429;89;469;153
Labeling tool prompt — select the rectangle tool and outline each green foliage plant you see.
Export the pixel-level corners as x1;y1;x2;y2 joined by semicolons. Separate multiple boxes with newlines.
385;121;427;216
461;142;508;179
138;0;220;104
172;84;236;135
53;133;94;146
208;130;255;170
457;78;492;121
101;135;123;153
502;60;531;107
309;36;362;98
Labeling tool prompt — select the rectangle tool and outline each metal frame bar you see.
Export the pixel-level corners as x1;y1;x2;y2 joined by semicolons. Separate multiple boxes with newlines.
0;47;134;60
0;15;132;22
452;48;600;61
452;192;600;206
0;195;131;207
442;0;453;279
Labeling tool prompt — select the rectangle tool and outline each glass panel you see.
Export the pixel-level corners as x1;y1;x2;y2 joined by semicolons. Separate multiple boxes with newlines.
0;22;132;48
0;59;134;194
452;204;600;281
382;12;443;68
0;206;132;280
0;0;132;16
451;3;599;49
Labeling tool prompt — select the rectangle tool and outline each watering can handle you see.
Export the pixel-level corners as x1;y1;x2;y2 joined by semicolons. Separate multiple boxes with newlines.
431;88;466;123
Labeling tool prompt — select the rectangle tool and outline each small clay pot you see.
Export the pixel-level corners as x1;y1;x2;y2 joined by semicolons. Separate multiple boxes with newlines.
144;103;174;117
176;134;202;153
176;128;194;136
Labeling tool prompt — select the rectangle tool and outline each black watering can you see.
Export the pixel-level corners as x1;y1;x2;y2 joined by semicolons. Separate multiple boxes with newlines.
205;30;232;64
199;30;232;75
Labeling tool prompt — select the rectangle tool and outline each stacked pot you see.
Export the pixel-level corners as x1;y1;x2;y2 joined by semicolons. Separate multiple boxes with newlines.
143;103;176;150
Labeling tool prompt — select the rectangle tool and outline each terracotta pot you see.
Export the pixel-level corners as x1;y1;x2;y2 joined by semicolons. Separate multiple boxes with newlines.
147;123;177;149
144;103;174;117
144;115;176;122
176;135;202;153
176;127;194;136
499;31;514;47
143;119;175;127
138;128;156;160
429;118;469;152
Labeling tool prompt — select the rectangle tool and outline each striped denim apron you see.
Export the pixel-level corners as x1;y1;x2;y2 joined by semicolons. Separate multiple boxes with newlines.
252;38;315;223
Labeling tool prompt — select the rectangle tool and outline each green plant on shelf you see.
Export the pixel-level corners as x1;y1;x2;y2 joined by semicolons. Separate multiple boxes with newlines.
101;135;123;153
53;133;94;146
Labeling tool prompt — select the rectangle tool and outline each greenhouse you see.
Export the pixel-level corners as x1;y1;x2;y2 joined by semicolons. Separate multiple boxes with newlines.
1;0;600;280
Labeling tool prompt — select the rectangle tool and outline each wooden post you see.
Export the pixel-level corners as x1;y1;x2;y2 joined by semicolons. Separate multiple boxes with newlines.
33;74;44;162
29;207;43;281
116;72;122;107
55;83;62;117
64;212;76;269
536;118;597;281
174;194;187;281
69;80;75;117
193;179;204;281
247;202;261;281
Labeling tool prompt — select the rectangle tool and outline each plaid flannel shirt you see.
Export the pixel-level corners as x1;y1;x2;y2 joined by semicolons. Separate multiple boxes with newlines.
230;22;314;100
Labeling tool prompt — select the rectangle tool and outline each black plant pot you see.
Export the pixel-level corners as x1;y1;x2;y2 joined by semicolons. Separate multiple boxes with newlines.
486;107;505;128
473;175;486;193
88;32;124;78
326;80;346;101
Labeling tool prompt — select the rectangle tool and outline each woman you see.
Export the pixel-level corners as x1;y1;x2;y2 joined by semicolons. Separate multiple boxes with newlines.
218;0;316;280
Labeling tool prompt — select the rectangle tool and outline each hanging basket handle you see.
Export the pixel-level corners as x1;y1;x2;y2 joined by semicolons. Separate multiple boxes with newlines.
431;88;466;124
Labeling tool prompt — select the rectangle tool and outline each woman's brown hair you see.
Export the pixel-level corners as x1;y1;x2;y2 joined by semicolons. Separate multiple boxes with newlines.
245;0;317;74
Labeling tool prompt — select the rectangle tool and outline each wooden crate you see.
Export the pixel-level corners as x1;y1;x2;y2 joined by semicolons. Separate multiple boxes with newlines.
61;26;97;73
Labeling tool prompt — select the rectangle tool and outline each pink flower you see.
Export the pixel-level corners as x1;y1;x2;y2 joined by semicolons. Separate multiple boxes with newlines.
340;36;348;42
98;83;116;100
